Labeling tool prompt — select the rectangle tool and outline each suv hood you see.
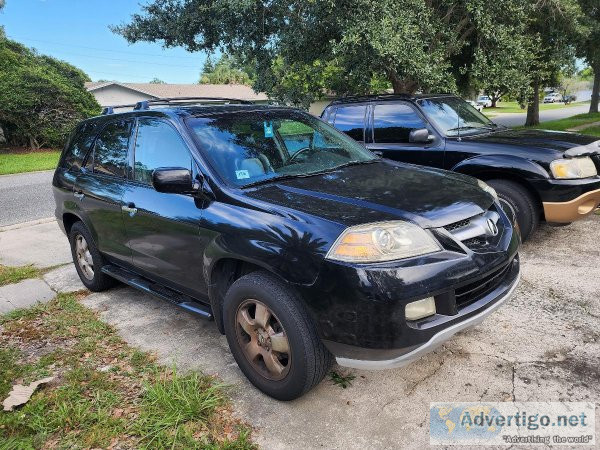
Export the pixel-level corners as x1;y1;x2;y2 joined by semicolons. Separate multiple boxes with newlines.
244;160;493;228
462;128;599;160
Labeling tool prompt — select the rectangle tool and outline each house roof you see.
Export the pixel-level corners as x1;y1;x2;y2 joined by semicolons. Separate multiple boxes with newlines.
84;82;269;101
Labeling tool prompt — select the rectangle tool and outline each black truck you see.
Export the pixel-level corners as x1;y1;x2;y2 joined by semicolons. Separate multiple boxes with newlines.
322;94;600;240
53;98;520;400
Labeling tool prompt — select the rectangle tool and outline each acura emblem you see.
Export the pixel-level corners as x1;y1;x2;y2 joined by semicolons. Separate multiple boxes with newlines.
486;218;499;236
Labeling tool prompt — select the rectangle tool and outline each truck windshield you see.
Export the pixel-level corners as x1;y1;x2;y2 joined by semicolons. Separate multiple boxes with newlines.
186;110;376;187
418;97;498;137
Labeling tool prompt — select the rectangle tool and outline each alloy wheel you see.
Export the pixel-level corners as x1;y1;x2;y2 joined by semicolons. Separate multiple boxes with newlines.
75;234;94;280
235;299;291;381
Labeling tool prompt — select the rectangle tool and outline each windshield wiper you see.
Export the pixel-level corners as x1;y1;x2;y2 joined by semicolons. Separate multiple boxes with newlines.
241;159;378;188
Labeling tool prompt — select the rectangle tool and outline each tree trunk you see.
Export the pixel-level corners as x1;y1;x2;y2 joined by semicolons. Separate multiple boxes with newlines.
388;72;418;94
525;82;540;127
590;66;599;114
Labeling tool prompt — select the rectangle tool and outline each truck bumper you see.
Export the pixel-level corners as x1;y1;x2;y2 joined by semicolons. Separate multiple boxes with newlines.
542;188;600;223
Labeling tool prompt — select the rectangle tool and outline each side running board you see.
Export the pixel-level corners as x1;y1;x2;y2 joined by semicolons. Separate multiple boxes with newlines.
101;264;213;320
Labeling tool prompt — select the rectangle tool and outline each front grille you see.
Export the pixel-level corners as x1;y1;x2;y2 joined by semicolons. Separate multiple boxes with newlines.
444;218;470;232
455;263;512;307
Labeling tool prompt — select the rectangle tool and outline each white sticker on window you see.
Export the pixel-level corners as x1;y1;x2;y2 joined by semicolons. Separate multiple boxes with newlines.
235;170;250;179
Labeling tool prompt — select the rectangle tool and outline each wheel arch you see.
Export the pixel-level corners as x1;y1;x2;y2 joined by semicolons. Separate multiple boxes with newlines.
207;257;289;334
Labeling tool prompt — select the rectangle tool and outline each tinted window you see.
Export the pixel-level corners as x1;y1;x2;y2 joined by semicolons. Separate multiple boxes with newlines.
92;120;131;177
333;105;366;141
373;104;427;143
63;123;96;170
134;118;191;184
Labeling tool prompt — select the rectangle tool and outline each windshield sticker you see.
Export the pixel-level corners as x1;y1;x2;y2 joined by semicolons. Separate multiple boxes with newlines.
235;170;250;180
264;121;274;138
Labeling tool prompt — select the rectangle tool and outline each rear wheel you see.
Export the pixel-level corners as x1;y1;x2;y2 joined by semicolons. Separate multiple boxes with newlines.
223;271;332;400
69;221;116;292
487;179;539;241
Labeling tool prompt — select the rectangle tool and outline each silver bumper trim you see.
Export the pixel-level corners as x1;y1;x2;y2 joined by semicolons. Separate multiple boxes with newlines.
335;266;521;370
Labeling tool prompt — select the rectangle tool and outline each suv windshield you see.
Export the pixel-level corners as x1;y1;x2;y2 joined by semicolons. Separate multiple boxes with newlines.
186;110;376;187
417;97;498;137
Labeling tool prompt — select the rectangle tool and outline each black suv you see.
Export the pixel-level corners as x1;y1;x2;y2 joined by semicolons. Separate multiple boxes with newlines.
322;94;600;240
53;98;520;400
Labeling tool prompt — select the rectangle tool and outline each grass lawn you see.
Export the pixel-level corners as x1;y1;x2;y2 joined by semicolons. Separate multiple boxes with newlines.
0;292;255;449
483;101;588;115
0;150;60;175
525;112;600;134
0;264;42;287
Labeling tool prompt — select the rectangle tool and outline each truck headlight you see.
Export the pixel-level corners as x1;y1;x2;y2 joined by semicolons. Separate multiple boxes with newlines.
550;157;597;179
326;221;441;263
477;179;498;202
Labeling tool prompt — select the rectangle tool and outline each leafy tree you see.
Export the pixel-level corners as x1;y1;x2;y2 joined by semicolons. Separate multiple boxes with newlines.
0;32;100;149
199;54;252;85
149;77;166;84
522;0;584;126
113;0;532;106
577;0;600;113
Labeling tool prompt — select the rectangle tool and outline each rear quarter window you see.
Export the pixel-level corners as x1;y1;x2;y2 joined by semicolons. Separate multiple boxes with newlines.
61;122;97;171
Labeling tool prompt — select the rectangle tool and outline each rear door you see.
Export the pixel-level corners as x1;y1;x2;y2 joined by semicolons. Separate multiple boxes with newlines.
122;117;206;296
366;102;444;167
75;119;133;263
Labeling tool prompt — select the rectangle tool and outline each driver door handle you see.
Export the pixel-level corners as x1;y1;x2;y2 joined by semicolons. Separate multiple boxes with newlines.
74;190;84;200
122;202;137;216
372;150;383;156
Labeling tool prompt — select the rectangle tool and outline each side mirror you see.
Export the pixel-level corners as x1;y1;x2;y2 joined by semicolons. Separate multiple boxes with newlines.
152;167;193;194
409;128;432;143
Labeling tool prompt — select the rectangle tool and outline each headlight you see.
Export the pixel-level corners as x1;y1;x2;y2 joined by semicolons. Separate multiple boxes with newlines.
550;157;597;179
477;179;498;201
326;221;441;263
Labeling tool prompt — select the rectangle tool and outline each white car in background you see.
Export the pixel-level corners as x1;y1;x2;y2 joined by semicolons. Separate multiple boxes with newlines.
476;95;493;108
466;100;484;112
543;92;563;103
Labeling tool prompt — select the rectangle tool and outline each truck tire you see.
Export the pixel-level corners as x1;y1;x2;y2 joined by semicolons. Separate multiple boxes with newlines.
487;179;539;242
69;221;116;292
223;271;332;400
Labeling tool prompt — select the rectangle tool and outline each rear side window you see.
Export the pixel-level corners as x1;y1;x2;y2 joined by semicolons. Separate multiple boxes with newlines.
62;123;96;170
92;120;131;178
373;104;427;143
333;105;366;141
133;118;191;185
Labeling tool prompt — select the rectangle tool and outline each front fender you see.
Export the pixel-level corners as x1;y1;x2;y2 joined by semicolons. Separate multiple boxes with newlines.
451;154;550;180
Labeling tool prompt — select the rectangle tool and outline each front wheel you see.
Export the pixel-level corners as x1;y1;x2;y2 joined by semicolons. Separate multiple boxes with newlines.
223;271;332;400
487;179;540;242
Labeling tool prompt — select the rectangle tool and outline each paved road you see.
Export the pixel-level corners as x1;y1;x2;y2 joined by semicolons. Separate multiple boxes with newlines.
0;170;55;226
491;103;591;127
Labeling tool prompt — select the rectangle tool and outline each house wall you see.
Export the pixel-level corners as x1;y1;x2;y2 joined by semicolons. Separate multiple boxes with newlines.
89;85;156;107
308;99;332;117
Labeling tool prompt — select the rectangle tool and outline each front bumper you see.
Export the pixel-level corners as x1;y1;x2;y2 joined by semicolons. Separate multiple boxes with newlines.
542;187;600;222
336;261;520;369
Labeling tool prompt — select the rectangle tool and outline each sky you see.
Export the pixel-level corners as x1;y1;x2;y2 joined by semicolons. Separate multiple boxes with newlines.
0;0;210;83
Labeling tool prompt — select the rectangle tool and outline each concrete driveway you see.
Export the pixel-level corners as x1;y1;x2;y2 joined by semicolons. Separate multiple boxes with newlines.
1;218;599;448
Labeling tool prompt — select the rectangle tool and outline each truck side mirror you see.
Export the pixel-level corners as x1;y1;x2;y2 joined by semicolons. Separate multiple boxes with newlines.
409;128;432;143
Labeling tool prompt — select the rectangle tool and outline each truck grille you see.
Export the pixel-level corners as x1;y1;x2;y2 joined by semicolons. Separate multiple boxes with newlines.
455;262;512;307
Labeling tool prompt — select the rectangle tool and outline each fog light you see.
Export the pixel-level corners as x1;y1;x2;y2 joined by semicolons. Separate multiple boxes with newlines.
405;297;436;321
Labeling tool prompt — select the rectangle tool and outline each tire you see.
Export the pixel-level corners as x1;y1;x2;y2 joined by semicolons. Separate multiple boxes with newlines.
69;221;116;292
487;179;539;242
223;271;332;400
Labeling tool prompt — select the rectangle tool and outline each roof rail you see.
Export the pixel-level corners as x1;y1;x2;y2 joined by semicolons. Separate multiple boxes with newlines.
99;96;256;115
330;93;413;104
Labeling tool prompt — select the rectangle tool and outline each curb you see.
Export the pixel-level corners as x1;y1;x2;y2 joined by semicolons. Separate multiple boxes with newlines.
0;217;56;233
0;169;56;178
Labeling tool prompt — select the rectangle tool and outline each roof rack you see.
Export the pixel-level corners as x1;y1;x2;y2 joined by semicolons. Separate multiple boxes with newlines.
100;96;255;115
330;93;413;105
